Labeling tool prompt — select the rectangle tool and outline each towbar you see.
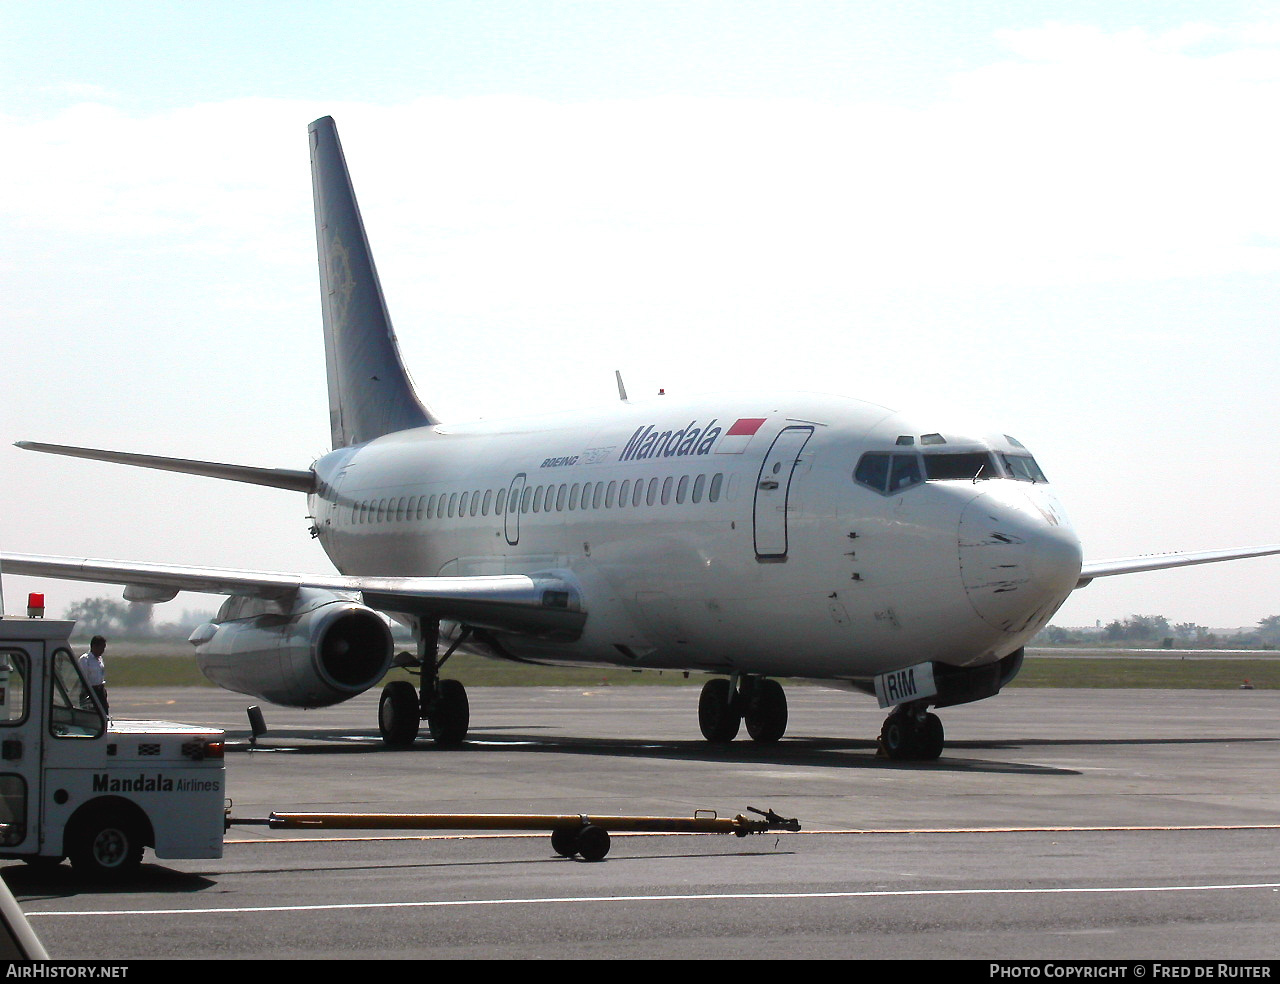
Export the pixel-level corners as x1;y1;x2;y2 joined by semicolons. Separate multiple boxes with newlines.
229;806;801;861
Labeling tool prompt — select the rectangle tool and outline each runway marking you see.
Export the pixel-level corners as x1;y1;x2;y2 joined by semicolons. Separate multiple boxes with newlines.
26;881;1280;918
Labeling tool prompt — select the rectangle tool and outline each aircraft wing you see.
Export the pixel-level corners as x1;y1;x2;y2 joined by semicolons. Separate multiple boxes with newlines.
1077;544;1280;588
0;553;585;637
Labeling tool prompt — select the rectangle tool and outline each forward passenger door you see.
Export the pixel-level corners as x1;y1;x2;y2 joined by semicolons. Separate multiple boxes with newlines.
753;426;814;561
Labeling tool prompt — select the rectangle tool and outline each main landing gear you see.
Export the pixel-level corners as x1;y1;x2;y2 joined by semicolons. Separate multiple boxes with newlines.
698;676;788;745
378;622;471;748
878;702;944;761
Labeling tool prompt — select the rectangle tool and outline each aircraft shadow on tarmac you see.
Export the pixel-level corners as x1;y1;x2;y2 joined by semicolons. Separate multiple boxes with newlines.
214;727;1099;776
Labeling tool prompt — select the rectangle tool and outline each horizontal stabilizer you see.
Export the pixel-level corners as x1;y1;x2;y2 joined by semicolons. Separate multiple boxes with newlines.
0;553;586;639
1077;543;1280;588
15;442;315;493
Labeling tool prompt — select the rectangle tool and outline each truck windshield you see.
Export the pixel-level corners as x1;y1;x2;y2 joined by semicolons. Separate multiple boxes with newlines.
49;650;104;739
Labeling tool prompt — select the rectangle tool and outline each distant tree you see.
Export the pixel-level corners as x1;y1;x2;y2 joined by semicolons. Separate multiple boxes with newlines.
1255;615;1280;647
63;597;154;636
1173;622;1211;643
1104;614;1171;642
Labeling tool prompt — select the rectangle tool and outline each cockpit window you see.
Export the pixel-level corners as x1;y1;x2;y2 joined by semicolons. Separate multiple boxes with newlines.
854;452;923;495
889;454;922;491
1002;453;1048;483
853;452;889;492
924;452;996;481
859;448;1047;492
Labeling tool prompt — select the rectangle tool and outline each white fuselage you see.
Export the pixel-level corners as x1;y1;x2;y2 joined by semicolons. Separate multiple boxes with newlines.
307;391;1083;684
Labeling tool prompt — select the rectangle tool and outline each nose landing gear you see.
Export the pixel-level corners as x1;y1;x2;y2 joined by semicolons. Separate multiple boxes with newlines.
878;702;944;761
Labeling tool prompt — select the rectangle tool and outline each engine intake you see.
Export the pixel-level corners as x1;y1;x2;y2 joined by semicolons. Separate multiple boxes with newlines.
190;589;394;708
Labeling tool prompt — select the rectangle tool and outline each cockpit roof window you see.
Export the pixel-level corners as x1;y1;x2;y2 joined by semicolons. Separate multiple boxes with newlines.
923;452;996;481
920;433;946;446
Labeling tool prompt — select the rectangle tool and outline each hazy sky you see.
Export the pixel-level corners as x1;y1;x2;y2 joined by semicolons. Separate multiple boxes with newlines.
3;1;1279;628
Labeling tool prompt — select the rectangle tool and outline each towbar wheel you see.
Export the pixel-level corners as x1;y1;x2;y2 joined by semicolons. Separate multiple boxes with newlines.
575;825;610;862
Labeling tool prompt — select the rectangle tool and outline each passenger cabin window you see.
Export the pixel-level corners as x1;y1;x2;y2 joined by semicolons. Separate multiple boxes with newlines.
923;452;996;481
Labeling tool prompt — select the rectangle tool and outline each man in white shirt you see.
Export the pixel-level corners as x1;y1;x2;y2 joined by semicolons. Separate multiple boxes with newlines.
78;635;109;715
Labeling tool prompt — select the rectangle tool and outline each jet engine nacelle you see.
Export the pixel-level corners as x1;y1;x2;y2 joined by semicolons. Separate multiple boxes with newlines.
188;588;394;708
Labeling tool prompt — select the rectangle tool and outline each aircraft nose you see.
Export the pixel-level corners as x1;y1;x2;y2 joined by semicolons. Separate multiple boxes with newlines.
957;486;1083;634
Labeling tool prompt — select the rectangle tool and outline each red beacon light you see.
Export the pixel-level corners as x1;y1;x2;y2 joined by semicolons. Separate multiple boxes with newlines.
27;594;45;619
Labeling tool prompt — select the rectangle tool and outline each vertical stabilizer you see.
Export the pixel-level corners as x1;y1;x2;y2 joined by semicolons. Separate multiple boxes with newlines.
309;116;437;448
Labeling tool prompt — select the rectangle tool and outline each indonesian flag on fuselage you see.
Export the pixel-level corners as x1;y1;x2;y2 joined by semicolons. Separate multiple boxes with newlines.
716;417;767;454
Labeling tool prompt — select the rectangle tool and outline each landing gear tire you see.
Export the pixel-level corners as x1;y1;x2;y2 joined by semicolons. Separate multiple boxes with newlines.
698;678;741;742
744;679;788;744
67;812;144;881
917;712;944;760
880;712;917;760
427;678;469;747
879;708;944;761
379;680;421;748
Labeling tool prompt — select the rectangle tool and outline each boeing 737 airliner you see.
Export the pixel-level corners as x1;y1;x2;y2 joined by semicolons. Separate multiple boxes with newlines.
7;117;1279;760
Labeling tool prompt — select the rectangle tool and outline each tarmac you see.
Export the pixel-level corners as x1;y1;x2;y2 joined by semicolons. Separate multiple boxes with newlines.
6;684;1278;960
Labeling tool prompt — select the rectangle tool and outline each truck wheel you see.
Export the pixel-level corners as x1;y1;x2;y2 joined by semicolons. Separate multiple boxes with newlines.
68;814;144;880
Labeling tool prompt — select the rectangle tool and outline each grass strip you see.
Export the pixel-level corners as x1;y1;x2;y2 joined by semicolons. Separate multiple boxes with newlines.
95;649;1279;689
